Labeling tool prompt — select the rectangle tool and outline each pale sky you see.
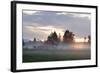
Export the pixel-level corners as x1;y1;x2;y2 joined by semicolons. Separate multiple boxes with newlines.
22;10;91;41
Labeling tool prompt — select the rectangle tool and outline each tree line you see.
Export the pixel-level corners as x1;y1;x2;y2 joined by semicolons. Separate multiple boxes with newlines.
23;29;91;46
46;30;90;45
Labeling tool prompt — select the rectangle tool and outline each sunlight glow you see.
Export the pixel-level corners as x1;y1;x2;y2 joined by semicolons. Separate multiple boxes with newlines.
72;43;85;49
25;25;64;40
74;38;88;43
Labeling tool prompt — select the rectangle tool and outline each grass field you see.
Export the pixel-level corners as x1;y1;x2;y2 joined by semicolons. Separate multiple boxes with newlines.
23;48;91;63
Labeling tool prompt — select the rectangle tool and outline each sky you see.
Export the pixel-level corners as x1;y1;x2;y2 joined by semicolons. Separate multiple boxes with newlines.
22;10;91;41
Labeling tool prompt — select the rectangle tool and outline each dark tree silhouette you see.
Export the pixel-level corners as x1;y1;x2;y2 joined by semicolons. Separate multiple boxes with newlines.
47;35;52;41
84;37;87;42
33;38;36;42
52;31;59;42
88;35;91;43
47;31;59;45
48;32;59;41
63;30;74;43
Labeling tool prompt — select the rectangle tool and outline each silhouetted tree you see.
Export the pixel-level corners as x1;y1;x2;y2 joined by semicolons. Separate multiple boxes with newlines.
88;35;91;43
52;31;58;42
47;31;59;45
63;30;74;43
33;38;36;42
84;37;87;42
47;35;52;41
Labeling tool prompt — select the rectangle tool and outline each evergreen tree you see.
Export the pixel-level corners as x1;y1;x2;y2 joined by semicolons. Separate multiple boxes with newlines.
52;31;58;42
47;35;52;41
88;35;91;43
47;31;59;44
63;30;74;43
33;38;36;42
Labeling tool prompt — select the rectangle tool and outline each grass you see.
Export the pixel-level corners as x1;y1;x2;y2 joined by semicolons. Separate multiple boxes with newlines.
23;49;90;63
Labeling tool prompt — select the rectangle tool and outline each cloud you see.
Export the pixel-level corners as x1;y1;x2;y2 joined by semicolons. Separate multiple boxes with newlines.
22;10;91;40
73;14;91;19
23;11;39;15
23;25;49;41
56;12;69;15
56;12;90;19
23;25;65;40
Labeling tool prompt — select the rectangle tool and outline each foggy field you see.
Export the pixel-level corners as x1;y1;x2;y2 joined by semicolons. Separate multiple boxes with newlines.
23;43;91;63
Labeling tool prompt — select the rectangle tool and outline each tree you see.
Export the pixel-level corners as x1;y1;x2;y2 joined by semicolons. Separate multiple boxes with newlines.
88;35;91;43
47;31;59;45
47;35;52;41
33;38;36;42
48;31;59;42
84;37;87;42
52;31;59;42
63;30;74;43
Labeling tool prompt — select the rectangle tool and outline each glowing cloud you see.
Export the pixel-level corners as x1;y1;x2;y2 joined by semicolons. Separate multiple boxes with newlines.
24;25;64;40
23;11;38;15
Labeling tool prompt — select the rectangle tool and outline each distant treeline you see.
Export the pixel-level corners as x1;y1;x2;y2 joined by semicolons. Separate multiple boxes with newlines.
45;30;90;45
23;30;91;45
